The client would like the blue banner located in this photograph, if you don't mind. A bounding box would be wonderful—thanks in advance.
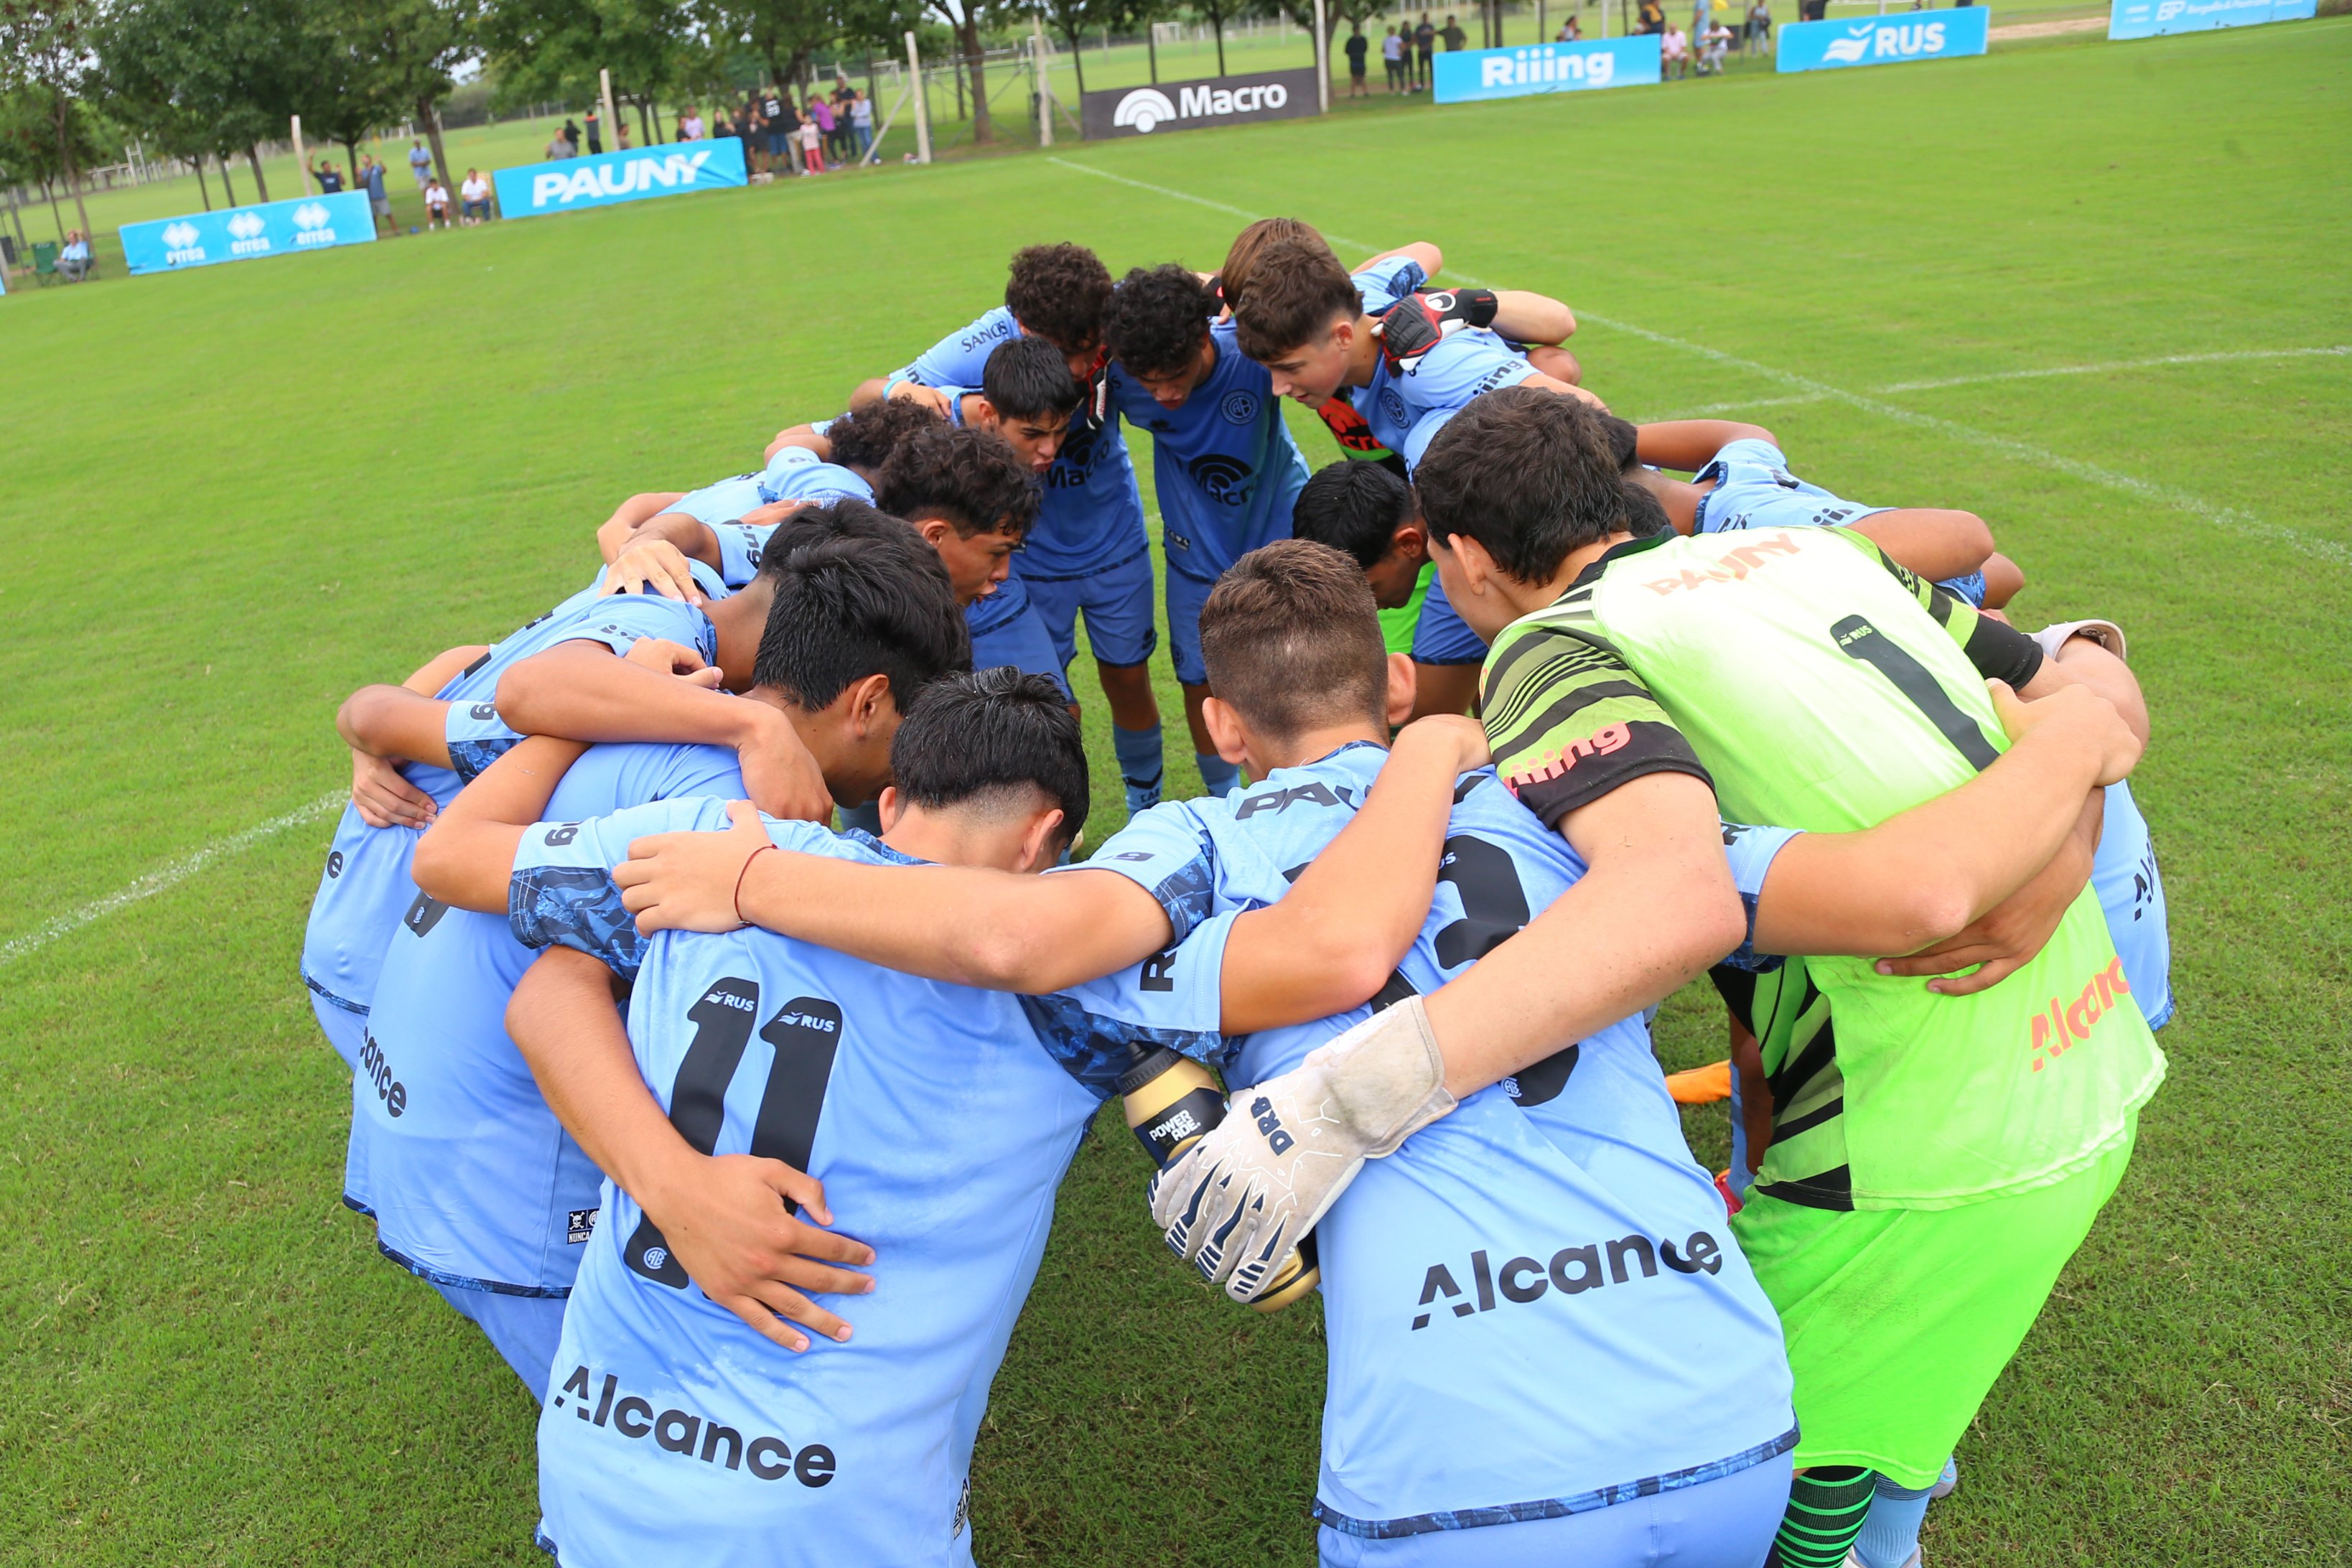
[1432,36,1662,101]
[2108,0,2313,39]
[493,138,747,220]
[119,192,375,277]
[1776,7,1992,72]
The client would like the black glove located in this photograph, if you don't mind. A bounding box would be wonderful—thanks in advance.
[1377,288,1501,373]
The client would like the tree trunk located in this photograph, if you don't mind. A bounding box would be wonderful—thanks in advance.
[43,178,65,243]
[1148,25,1158,80]
[635,98,653,146]
[195,157,211,210]
[342,137,361,191]
[246,144,270,202]
[1214,15,1228,73]
[1061,29,1088,97]
[961,18,992,142]
[52,98,93,246]
[220,150,238,206]
[421,98,454,187]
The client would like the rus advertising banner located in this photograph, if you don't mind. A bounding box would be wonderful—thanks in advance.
[1081,68,1324,139]
[1432,36,1663,102]
[495,137,748,220]
[2109,0,2313,39]
[119,192,375,276]
[1776,6,1992,73]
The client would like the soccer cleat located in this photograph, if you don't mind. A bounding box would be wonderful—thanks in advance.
[1665,1058,1734,1105]
[1931,1455,1959,1500]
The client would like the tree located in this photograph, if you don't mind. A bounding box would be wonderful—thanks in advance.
[340,0,480,187]
[481,0,687,141]
[0,0,104,244]
[101,0,306,205]
[925,0,997,143]
[1039,0,1118,96]
[1191,0,1238,74]
[698,0,842,103]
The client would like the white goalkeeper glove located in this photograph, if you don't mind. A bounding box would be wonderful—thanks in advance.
[2030,617,2127,663]
[1147,996,1456,1305]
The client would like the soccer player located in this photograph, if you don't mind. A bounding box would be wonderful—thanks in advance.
[346,523,966,1399]
[1154,389,2162,1568]
[858,241,1115,402]
[487,669,1481,1564]
[305,533,835,1070]
[890,330,1167,808]
[1615,414,2020,608]
[1098,263,1314,795]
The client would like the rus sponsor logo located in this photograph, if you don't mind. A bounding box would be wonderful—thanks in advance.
[1412,1231,1724,1330]
[2030,955,2132,1073]
[553,1365,837,1485]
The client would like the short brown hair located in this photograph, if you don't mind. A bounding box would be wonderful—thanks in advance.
[1229,238,1363,364]
[1200,541,1388,742]
[1219,218,1335,308]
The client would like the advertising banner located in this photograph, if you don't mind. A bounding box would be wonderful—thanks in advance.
[2108,0,2313,39]
[1432,36,1663,102]
[119,192,375,276]
[1776,7,1992,72]
[493,137,748,220]
[1081,68,1324,139]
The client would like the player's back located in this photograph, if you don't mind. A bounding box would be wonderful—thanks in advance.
[1508,526,2162,1206]
[1068,746,1794,1533]
[892,305,1019,390]
[1108,319,1307,583]
[346,741,744,1294]
[299,579,721,1023]
[535,811,1100,1568]
[1692,437,1875,533]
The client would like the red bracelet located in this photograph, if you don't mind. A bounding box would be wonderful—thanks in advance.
[732,842,777,930]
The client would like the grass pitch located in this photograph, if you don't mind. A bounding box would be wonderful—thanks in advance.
[2,21,2347,1565]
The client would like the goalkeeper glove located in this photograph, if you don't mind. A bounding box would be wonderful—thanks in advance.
[1147,995,1455,1304]
[1375,289,1501,375]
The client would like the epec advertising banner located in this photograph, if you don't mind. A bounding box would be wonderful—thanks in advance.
[119,192,375,276]
[2108,0,2313,39]
[1776,7,1991,73]
[493,137,748,220]
[1081,68,1323,139]
[1432,36,1662,103]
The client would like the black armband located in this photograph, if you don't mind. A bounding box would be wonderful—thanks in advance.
[1957,604,2045,691]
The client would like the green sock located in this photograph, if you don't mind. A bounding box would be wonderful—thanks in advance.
[1763,1465,1877,1568]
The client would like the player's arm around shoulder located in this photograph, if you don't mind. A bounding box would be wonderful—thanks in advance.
[617,799,1180,993]
[1634,420,1778,472]
[414,734,591,912]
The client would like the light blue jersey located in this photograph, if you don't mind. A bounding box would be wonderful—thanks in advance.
[515,802,1218,1567]
[1109,318,1309,585]
[300,582,721,1021]
[345,742,745,1297]
[2092,779,2172,1030]
[668,474,765,529]
[1060,745,1798,1539]
[1690,437,1985,607]
[892,305,1021,390]
[1347,264,1537,473]
[938,384,1149,580]
[694,447,882,589]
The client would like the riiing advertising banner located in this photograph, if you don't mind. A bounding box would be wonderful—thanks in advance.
[1081,68,1325,139]
[1431,37,1663,103]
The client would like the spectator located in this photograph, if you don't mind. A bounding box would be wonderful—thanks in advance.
[1692,0,1712,44]
[1442,12,1466,50]
[562,116,582,153]
[1638,0,1667,32]
[57,229,90,281]
[850,89,874,161]
[459,167,493,224]
[827,85,854,162]
[1662,21,1691,75]
[1799,0,1826,17]
[616,118,633,149]
[762,86,800,176]
[545,129,573,159]
[408,138,432,192]
[1745,0,1772,52]
[680,106,705,141]
[309,156,346,193]
[1557,13,1582,38]
[584,106,603,155]
[360,154,394,234]
[798,105,826,174]
[737,99,763,174]
[1343,23,1371,96]
[1699,17,1735,71]
[1414,13,1436,88]
[1382,25,1407,91]
[424,176,452,230]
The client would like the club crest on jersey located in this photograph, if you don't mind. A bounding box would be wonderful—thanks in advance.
[1411,1233,1723,1329]
[1220,390,1260,425]
[1185,452,1253,505]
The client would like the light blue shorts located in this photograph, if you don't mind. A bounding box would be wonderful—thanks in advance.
[967,579,1073,699]
[1317,1448,1791,1568]
[1022,547,1157,669]
[1165,566,1217,688]
[431,1280,568,1404]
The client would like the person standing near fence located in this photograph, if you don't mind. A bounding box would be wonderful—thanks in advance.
[1747,0,1773,50]
[851,89,874,160]
[408,139,432,192]
[361,155,394,235]
[799,103,826,174]
[1382,26,1406,92]
[679,106,705,141]
[1344,23,1371,97]
[584,106,603,155]
[1414,13,1436,89]
[309,156,346,193]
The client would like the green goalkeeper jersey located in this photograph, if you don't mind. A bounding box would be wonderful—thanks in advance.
[1482,526,2165,1209]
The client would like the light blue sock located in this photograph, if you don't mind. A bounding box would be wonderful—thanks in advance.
[1195,751,1240,798]
[1853,1474,1936,1568]
[1113,723,1164,814]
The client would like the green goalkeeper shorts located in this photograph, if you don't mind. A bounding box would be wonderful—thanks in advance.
[1730,1116,2137,1488]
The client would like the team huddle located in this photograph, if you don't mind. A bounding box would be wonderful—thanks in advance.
[306,226,2173,1568]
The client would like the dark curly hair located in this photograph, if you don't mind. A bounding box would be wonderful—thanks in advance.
[825,396,947,475]
[874,424,1041,541]
[1101,265,1218,381]
[1004,243,1114,355]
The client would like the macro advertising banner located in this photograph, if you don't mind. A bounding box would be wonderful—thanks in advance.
[493,137,749,220]
[119,192,375,276]
[1776,7,1992,73]
[2108,0,2314,39]
[1431,36,1663,103]
[1081,68,1325,139]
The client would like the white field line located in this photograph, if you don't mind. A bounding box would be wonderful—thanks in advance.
[1878,345,2351,393]
[1048,158,2348,568]
[0,790,342,968]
